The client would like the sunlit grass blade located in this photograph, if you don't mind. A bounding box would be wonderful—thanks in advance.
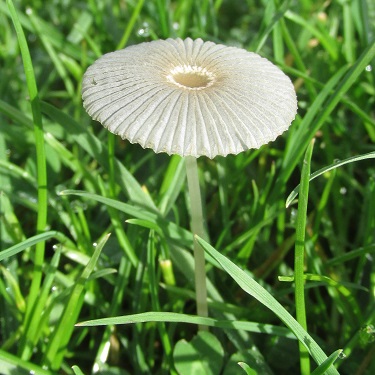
[42,234,110,370]
[20,249,61,360]
[155,0,170,38]
[0,231,60,261]
[27,8,75,98]
[280,65,348,185]
[195,236,340,375]
[281,40,375,184]
[158,155,185,216]
[0,1,85,62]
[77,311,296,339]
[60,190,192,247]
[294,140,314,375]
[286,151,375,207]
[7,1,48,355]
[117,0,146,49]
[310,349,344,375]
[71,365,85,375]
[284,10,338,60]
[0,265,25,313]
[0,349,54,375]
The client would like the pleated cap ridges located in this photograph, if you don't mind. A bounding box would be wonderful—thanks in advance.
[82,38,298,158]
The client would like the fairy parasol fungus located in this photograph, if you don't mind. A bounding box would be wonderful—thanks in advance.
[82,37,297,324]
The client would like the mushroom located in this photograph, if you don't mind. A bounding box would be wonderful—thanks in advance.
[82,37,297,323]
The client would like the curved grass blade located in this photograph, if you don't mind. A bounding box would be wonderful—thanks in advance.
[195,237,340,375]
[310,349,344,375]
[286,151,375,207]
[0,231,59,262]
[71,365,85,375]
[0,349,54,375]
[77,311,296,339]
[280,40,375,186]
[60,190,192,247]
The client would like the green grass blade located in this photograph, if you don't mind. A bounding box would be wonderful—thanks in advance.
[6,2,48,350]
[27,9,75,98]
[285,10,338,60]
[42,234,109,370]
[71,365,85,375]
[158,155,185,216]
[77,311,296,339]
[117,0,146,49]
[0,231,58,261]
[286,151,375,207]
[60,189,192,247]
[294,140,314,375]
[281,40,375,184]
[195,236,340,375]
[281,65,348,184]
[0,349,54,375]
[20,249,61,360]
[310,349,344,375]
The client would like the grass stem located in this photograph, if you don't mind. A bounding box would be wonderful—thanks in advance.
[294,139,315,375]
[7,0,48,359]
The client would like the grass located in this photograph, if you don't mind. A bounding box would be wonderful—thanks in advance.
[1,0,375,374]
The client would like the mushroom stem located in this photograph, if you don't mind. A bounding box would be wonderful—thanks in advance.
[185,155,209,329]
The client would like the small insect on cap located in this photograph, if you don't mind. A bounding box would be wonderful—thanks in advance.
[82,38,298,158]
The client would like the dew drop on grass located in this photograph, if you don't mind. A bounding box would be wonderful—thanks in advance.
[290,208,298,225]
[137,22,150,37]
[29,371,35,375]
[338,350,346,359]
[340,187,347,195]
[93,242,98,247]
[365,65,372,72]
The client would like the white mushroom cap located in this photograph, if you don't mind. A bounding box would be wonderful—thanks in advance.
[82,38,297,158]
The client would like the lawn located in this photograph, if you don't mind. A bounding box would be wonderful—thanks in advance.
[0,0,375,374]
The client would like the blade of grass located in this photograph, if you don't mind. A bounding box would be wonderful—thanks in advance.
[59,189,192,247]
[97,175,138,267]
[116,0,146,50]
[7,1,48,358]
[42,234,110,370]
[195,236,340,375]
[294,140,314,375]
[155,0,170,38]
[158,155,185,216]
[284,10,338,60]
[77,311,296,339]
[20,248,61,360]
[281,40,375,185]
[310,349,344,375]
[0,231,63,261]
[0,349,54,375]
[91,257,131,373]
[147,231,176,374]
[286,151,375,207]
[27,8,75,98]
[342,1,355,63]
